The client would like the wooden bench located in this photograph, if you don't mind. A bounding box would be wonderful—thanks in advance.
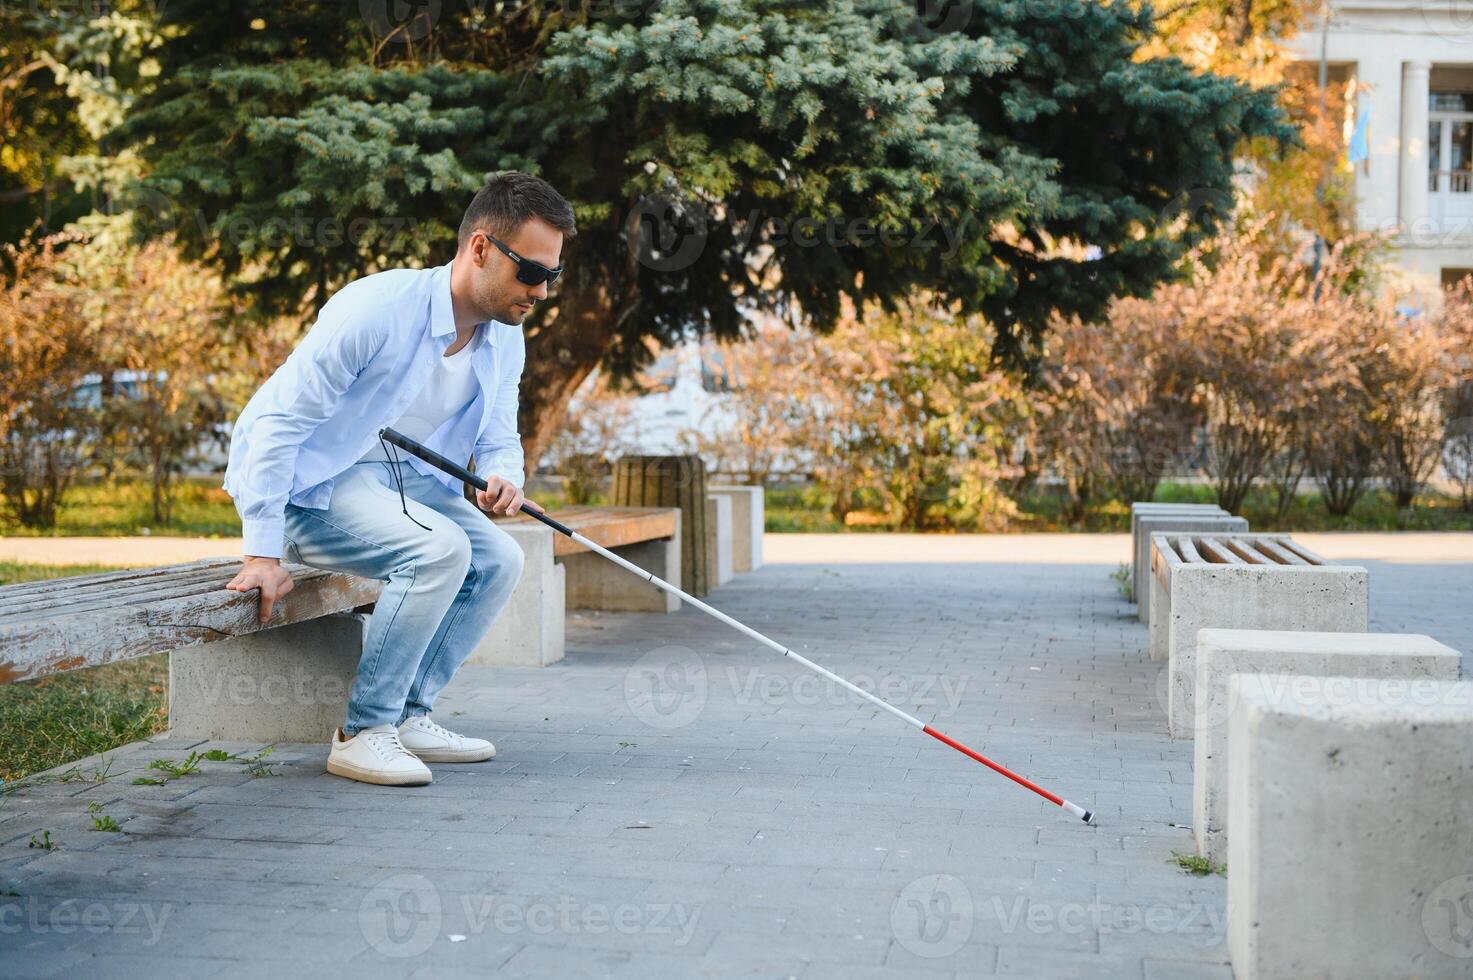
[1148,532,1369,738]
[0,558,382,742]
[471,506,681,667]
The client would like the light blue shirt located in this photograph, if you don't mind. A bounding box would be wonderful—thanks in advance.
[222,261,526,559]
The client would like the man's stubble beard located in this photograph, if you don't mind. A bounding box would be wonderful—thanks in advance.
[476,278,526,326]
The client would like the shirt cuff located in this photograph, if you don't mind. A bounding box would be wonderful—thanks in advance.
[242,517,287,560]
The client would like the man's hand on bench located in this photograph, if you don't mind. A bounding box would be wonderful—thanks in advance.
[226,556,296,625]
[476,476,543,517]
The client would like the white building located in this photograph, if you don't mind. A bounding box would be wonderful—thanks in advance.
[1285,1,1473,309]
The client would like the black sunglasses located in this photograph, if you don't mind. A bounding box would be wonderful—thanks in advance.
[481,231,563,287]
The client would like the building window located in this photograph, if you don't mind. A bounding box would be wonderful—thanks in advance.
[1443,268,1473,291]
[1429,92,1473,194]
[1431,92,1473,112]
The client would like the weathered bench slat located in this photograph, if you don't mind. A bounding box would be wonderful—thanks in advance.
[0,557,239,600]
[1218,538,1268,564]
[1197,537,1246,565]
[1248,538,1307,566]
[0,563,255,621]
[0,561,381,684]
[1175,535,1204,563]
[496,506,677,558]
[1277,538,1328,565]
[1222,538,1269,563]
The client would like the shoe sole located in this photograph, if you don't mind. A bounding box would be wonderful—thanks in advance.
[404,746,497,763]
[326,754,432,786]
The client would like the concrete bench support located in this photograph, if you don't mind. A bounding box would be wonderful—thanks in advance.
[1150,533,1369,737]
[1227,673,1473,979]
[1130,504,1226,610]
[709,485,764,572]
[706,494,734,588]
[1192,628,1461,863]
[469,523,565,668]
[1134,513,1245,621]
[563,511,682,614]
[169,612,368,742]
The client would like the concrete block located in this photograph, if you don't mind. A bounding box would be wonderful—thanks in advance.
[1227,673,1473,979]
[709,485,764,571]
[470,523,564,667]
[563,511,682,613]
[1192,629,1461,863]
[1134,513,1245,621]
[1161,556,1369,737]
[1130,503,1225,603]
[169,612,367,742]
[706,494,734,587]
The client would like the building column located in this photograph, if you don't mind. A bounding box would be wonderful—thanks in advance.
[1399,60,1431,231]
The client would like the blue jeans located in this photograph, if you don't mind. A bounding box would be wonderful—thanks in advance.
[282,458,525,735]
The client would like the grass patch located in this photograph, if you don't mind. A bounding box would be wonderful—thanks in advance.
[0,475,240,537]
[1172,850,1226,877]
[1110,562,1132,601]
[767,482,1473,533]
[0,560,169,784]
[3,474,1470,538]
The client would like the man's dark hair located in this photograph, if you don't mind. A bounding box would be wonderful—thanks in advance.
[458,172,577,248]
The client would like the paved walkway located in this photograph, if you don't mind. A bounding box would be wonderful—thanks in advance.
[2,534,1469,978]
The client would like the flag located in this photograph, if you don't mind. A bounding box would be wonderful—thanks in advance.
[1348,105,1370,165]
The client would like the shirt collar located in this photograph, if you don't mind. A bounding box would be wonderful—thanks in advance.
[430,262,456,339]
[431,260,500,349]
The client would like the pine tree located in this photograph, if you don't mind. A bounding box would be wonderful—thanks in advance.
[116,0,1295,469]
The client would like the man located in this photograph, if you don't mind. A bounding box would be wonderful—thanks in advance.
[221,172,575,787]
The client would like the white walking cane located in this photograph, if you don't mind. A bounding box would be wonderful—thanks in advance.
[378,426,1098,825]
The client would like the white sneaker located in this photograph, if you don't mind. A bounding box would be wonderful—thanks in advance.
[327,724,432,786]
[397,714,496,763]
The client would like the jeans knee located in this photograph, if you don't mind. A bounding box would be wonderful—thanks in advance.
[423,528,473,578]
[470,534,524,590]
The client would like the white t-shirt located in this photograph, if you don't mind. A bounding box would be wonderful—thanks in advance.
[358,326,482,464]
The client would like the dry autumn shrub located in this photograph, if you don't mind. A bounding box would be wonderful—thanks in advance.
[1039,304,1202,521]
[792,298,1026,531]
[1441,281,1473,511]
[0,229,102,527]
[57,236,238,523]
